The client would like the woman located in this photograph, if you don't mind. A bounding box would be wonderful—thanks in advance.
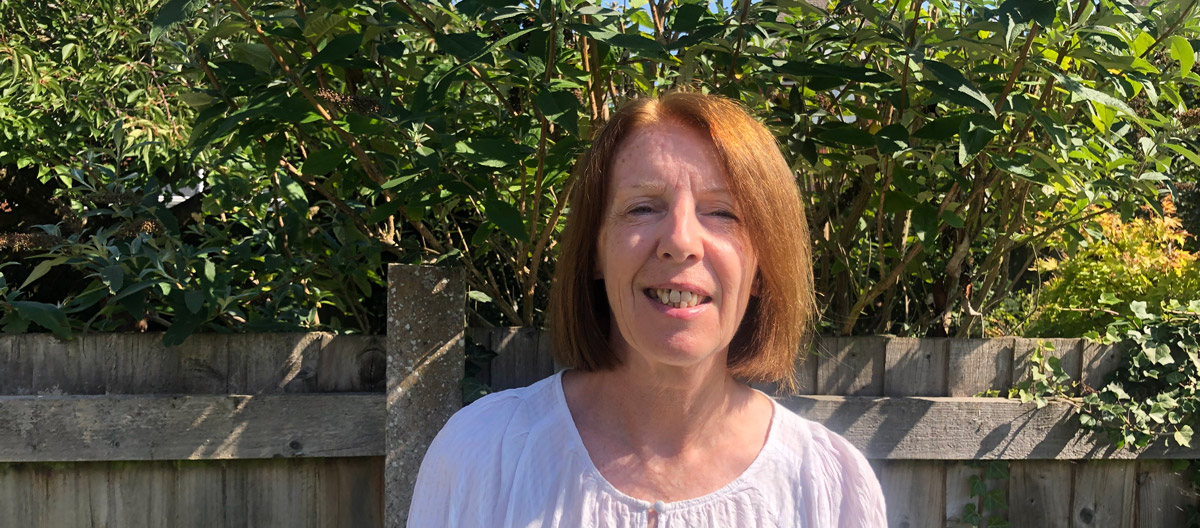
[409,92,886,527]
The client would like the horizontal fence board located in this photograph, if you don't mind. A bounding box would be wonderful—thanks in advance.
[0,394,383,462]
[780,396,1200,460]
[0,334,384,396]
[18,392,1200,463]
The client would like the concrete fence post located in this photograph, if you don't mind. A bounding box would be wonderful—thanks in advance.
[385,264,465,527]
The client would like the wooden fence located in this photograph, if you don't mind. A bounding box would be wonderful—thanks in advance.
[1,265,1198,527]
[468,329,1200,528]
[0,332,387,527]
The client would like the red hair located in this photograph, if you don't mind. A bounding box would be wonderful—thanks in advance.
[549,91,815,392]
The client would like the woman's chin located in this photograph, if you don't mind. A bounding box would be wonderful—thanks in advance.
[624,336,725,370]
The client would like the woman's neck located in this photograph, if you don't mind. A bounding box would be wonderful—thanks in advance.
[566,357,754,455]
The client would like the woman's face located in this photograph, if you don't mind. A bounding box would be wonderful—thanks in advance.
[596,121,758,371]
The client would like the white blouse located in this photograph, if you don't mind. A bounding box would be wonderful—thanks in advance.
[408,371,886,527]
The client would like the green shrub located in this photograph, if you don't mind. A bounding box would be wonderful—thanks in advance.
[5,0,1200,341]
[1002,198,1200,337]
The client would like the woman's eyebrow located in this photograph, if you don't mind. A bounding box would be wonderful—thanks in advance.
[625,181,668,193]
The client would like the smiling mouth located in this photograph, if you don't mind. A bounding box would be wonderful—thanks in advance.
[644,288,712,309]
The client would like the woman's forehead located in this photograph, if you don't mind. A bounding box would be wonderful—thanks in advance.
[608,123,730,193]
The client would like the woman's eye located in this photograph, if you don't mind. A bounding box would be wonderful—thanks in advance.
[628,205,655,214]
[710,210,739,220]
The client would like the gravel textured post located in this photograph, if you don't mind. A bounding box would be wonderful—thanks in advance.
[386,264,464,527]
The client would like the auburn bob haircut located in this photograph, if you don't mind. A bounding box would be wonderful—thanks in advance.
[549,91,815,392]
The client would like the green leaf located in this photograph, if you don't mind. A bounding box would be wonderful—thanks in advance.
[605,33,666,53]
[993,154,1043,182]
[912,115,968,141]
[940,210,966,228]
[100,264,124,294]
[874,124,909,155]
[110,281,164,304]
[279,176,308,207]
[535,89,581,136]
[203,260,216,283]
[184,290,204,314]
[2,312,30,334]
[924,60,995,115]
[468,290,493,302]
[365,198,409,225]
[302,147,347,176]
[799,138,818,165]
[162,312,202,347]
[882,192,921,214]
[1175,425,1193,447]
[1130,301,1153,320]
[150,0,205,43]
[20,256,68,290]
[911,203,940,243]
[308,33,363,67]
[753,56,892,83]
[959,115,1001,164]
[434,32,489,62]
[996,0,1057,27]
[1163,143,1200,168]
[455,139,531,168]
[484,198,528,241]
[178,92,215,108]
[11,301,71,337]
[1170,35,1195,74]
[817,124,875,147]
[431,27,537,90]
[231,43,275,74]
[1049,71,1140,122]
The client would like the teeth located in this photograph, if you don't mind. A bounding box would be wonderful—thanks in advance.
[652,288,705,308]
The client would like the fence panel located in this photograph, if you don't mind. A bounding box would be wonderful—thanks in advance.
[2,319,1198,525]
[0,333,385,528]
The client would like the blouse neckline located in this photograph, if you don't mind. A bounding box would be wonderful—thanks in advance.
[550,370,782,514]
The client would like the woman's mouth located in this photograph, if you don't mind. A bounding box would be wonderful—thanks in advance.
[644,288,712,309]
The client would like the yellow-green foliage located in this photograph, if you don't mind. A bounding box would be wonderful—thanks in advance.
[1020,198,1200,337]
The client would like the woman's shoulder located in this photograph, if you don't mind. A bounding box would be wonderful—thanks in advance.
[765,399,887,526]
[771,401,866,462]
[427,372,563,455]
[407,373,567,525]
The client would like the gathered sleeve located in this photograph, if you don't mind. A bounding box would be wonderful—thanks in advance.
[407,392,526,527]
[790,418,887,528]
[828,431,886,527]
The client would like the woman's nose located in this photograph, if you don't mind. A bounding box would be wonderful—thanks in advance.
[657,206,702,263]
